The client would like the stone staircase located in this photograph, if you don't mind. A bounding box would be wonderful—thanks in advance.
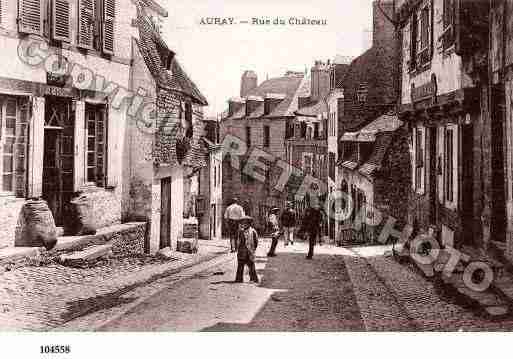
[395,245,512,318]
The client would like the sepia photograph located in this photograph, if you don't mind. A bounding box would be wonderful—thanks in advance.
[0,0,512,356]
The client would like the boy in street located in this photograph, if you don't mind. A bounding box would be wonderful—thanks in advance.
[235,216,259,283]
[299,200,324,260]
[280,202,296,246]
[267,207,282,257]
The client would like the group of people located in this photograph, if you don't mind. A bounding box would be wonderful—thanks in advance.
[224,198,325,283]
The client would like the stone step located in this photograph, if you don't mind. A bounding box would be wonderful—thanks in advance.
[59,244,113,267]
[446,275,509,317]
[492,275,513,302]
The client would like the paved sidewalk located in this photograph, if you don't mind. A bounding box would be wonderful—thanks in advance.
[0,239,230,331]
[344,246,513,331]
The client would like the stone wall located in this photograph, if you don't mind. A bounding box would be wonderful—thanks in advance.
[0,197,26,249]
[374,128,411,226]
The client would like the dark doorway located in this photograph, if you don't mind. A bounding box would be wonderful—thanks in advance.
[160,177,172,249]
[429,127,437,226]
[42,97,74,225]
[491,85,507,243]
[210,203,216,240]
[462,123,474,244]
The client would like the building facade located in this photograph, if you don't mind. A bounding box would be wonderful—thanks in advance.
[397,0,488,251]
[0,0,169,249]
[336,0,399,244]
[197,117,223,240]
[285,61,331,234]
[220,71,307,232]
[326,60,350,240]
[127,1,208,254]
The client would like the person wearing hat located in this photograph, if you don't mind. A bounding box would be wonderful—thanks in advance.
[235,215,259,283]
[267,207,282,257]
[224,197,245,252]
[280,201,296,246]
[299,199,325,260]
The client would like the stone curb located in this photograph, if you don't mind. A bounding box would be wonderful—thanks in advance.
[52,248,233,331]
[0,222,146,270]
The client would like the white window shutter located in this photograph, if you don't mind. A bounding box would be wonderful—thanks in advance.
[18,0,44,36]
[77,0,95,49]
[102,0,115,55]
[0,0,3,26]
[106,106,118,188]
[52,0,71,42]
[74,101,86,191]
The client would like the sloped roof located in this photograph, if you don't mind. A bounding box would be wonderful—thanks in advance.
[358,133,393,178]
[225,74,304,119]
[340,114,402,142]
[295,100,327,117]
[136,2,208,105]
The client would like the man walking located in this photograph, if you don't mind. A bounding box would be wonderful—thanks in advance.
[299,200,324,260]
[235,216,259,283]
[267,207,282,257]
[224,197,245,252]
[280,202,296,246]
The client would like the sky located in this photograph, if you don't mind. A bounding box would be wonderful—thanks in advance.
[159,0,375,117]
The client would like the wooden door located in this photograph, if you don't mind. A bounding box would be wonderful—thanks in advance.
[160,177,172,248]
[43,130,62,222]
[43,97,74,225]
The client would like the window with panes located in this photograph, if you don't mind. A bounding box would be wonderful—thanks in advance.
[0,98,18,193]
[85,104,107,187]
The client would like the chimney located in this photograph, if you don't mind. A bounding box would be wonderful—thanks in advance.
[228,97,245,117]
[240,70,258,98]
[310,61,330,102]
[372,0,395,49]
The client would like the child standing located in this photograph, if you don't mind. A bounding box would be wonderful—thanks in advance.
[235,216,259,283]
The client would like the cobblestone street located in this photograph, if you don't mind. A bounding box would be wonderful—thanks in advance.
[4,239,513,331]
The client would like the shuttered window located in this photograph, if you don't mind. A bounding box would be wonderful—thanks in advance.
[0,0,3,26]
[78,0,95,49]
[52,0,71,42]
[102,0,115,54]
[409,13,418,71]
[18,0,44,36]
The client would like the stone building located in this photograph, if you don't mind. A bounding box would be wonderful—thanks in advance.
[220,71,307,232]
[0,0,169,249]
[285,61,331,232]
[397,0,489,251]
[338,114,410,244]
[197,117,223,240]
[336,0,400,243]
[489,0,513,262]
[326,59,350,240]
[127,1,208,253]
